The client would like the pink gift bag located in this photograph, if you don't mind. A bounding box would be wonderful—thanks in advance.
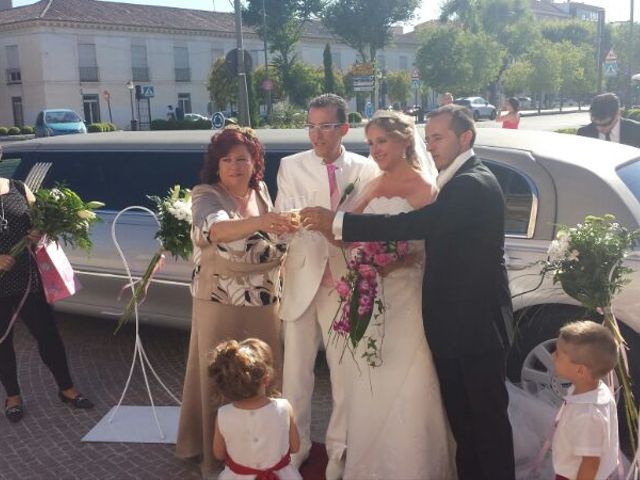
[35,242,81,304]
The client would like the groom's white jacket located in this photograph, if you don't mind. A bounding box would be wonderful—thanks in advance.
[275,147,378,322]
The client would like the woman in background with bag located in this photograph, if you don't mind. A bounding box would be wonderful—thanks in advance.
[0,171,93,424]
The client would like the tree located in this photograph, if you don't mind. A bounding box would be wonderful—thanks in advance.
[557,41,596,110]
[243,0,324,100]
[323,43,336,93]
[253,64,285,106]
[415,25,503,96]
[322,0,420,63]
[540,18,596,46]
[287,62,324,107]
[526,39,562,112]
[439,0,479,32]
[502,59,533,96]
[208,57,237,112]
[385,70,411,106]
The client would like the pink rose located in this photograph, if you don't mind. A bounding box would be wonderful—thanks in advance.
[396,241,409,256]
[374,253,397,267]
[363,242,384,256]
[335,279,351,298]
[358,264,377,280]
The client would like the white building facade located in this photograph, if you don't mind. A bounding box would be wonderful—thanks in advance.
[0,0,419,129]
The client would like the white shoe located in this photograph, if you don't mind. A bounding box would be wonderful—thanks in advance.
[325,456,345,480]
[290,448,310,469]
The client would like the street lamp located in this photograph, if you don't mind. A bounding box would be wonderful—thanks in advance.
[126,81,137,131]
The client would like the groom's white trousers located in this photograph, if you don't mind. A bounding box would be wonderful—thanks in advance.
[282,285,347,461]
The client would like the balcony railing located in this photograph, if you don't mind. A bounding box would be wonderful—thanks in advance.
[79,66,99,82]
[6,68,21,84]
[175,67,191,82]
[132,66,150,82]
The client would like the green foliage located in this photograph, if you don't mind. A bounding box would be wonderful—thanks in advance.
[20,125,34,134]
[243,0,323,101]
[607,23,640,96]
[322,0,420,62]
[323,43,335,94]
[557,41,596,104]
[31,185,105,252]
[503,60,533,95]
[555,127,577,135]
[416,24,504,95]
[253,64,285,105]
[526,39,562,101]
[287,62,324,108]
[209,56,237,113]
[348,112,363,124]
[385,71,411,106]
[266,103,306,129]
[7,127,21,135]
[0,127,8,135]
[623,109,640,121]
[150,119,211,130]
[540,18,596,46]
[87,124,102,133]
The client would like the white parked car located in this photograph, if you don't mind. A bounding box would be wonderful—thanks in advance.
[454,96,497,120]
[2,129,639,409]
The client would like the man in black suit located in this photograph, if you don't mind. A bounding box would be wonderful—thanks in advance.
[577,92,640,148]
[301,105,515,480]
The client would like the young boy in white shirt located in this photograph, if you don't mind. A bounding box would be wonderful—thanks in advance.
[552,320,619,480]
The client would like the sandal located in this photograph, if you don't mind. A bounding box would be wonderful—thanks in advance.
[58,391,94,410]
[4,399,24,423]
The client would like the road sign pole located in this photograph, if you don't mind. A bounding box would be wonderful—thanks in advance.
[235,0,250,127]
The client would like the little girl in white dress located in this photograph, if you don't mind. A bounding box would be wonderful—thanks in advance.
[210,338,302,480]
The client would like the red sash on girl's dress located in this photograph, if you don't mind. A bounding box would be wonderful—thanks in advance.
[555,475,570,480]
[224,452,291,480]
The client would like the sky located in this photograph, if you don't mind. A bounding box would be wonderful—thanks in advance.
[9,0,640,24]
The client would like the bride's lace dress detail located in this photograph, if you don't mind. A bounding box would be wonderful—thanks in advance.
[343,196,457,480]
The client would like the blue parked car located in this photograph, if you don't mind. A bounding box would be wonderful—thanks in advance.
[34,109,87,137]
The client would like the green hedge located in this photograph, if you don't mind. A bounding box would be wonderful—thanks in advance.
[87,122,118,133]
[0,127,8,135]
[348,112,362,125]
[150,119,212,130]
[7,127,21,135]
[20,125,34,134]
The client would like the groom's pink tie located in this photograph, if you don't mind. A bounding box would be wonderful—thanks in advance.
[321,163,340,287]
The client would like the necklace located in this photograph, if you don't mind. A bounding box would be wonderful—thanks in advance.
[0,196,7,233]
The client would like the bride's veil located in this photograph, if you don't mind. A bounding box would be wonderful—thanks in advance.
[411,121,438,186]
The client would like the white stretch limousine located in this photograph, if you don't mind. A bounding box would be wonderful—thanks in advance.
[2,128,640,407]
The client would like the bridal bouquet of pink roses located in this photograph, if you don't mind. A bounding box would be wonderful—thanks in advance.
[331,240,409,367]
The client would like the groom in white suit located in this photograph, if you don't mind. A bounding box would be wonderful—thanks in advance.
[276,94,377,479]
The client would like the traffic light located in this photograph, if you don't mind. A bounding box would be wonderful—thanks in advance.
[135,85,142,100]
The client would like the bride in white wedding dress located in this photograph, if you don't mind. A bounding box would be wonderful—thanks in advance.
[341,111,456,480]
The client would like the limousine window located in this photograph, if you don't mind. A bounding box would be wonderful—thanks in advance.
[617,158,640,204]
[484,161,536,237]
[37,151,203,210]
[0,156,22,179]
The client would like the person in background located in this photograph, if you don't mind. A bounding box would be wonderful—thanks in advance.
[175,126,294,478]
[0,167,93,424]
[167,105,176,121]
[552,321,619,480]
[210,338,302,480]
[496,97,520,129]
[439,92,454,106]
[577,93,640,148]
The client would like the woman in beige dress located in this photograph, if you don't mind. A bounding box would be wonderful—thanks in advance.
[176,126,294,478]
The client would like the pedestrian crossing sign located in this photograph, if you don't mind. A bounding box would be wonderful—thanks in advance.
[604,62,618,77]
[141,86,155,98]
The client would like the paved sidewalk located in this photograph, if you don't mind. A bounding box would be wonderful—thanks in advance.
[1,314,331,480]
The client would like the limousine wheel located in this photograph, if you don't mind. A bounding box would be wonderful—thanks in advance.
[520,338,620,407]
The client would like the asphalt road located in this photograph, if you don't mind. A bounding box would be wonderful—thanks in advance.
[476,111,590,131]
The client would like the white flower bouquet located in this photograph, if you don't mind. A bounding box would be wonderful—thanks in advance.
[541,214,639,451]
[115,185,192,333]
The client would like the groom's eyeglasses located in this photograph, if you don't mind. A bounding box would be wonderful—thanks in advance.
[304,123,343,132]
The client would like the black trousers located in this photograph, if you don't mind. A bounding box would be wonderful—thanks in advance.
[0,290,73,397]
[434,351,515,480]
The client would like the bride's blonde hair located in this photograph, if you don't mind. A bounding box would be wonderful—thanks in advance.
[365,110,418,168]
